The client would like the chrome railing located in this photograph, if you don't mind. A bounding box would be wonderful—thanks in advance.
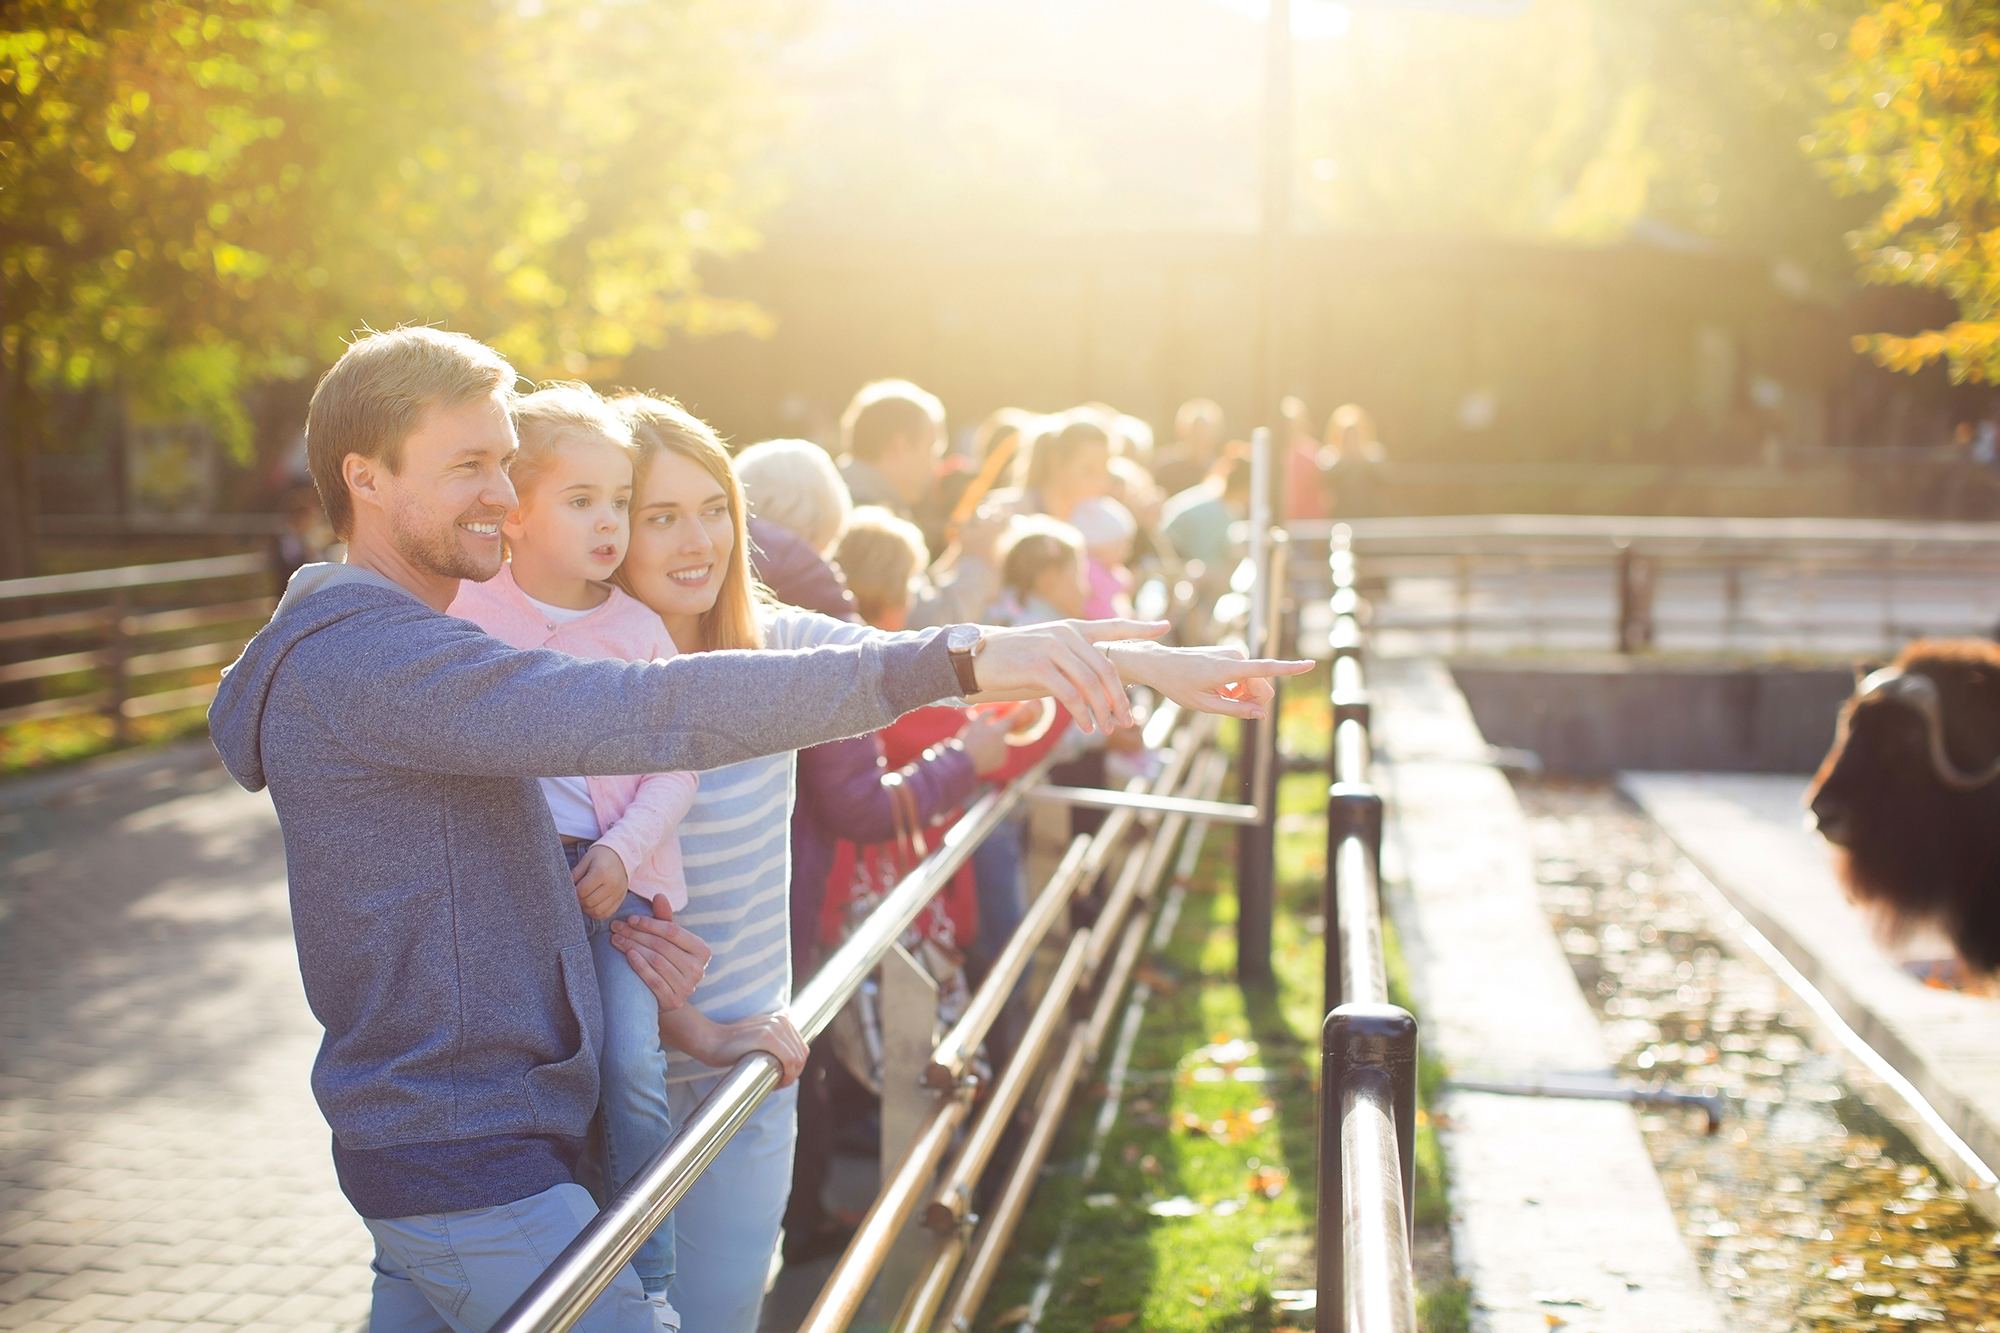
[1317,523,1419,1333]
[490,757,1057,1333]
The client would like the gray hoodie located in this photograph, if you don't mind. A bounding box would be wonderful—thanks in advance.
[208,564,958,1218]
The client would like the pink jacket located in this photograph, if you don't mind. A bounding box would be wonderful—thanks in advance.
[448,565,697,911]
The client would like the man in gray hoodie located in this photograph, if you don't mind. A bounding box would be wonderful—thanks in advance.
[209,327,1304,1333]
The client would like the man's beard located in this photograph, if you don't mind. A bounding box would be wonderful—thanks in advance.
[389,495,504,583]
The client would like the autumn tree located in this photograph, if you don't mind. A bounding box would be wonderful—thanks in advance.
[0,0,783,577]
[1810,2,2000,381]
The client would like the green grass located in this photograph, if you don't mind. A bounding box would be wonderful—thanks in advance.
[971,669,1468,1333]
[0,697,213,776]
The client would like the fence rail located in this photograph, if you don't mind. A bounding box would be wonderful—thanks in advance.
[1317,524,1420,1333]
[0,554,273,733]
[1288,514,2000,657]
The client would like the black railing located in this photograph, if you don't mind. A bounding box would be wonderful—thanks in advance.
[1316,524,1419,1332]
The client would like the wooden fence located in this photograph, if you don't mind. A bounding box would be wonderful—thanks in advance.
[0,554,275,736]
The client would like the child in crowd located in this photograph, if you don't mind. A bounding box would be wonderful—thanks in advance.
[447,385,781,1332]
[990,514,1092,625]
[1068,495,1137,621]
[833,505,929,631]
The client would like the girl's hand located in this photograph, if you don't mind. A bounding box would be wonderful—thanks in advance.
[573,844,631,919]
[1099,640,1314,720]
[959,704,1026,776]
[660,1007,810,1086]
[610,895,711,1010]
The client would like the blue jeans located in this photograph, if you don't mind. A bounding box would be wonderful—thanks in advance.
[663,1073,798,1333]
[971,810,1029,970]
[577,853,678,1296]
[364,1182,651,1333]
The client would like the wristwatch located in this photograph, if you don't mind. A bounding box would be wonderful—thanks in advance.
[945,624,984,695]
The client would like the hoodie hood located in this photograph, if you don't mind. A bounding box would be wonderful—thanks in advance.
[208,563,420,792]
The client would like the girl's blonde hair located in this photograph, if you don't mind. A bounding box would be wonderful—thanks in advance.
[834,506,929,625]
[609,392,766,652]
[508,383,634,502]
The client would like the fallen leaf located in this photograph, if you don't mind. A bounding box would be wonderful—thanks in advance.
[1093,1313,1140,1331]
[989,1305,1031,1328]
[1121,1143,1141,1166]
[1133,964,1180,995]
[1147,1195,1202,1217]
[1249,1166,1288,1199]
[1080,1276,1104,1288]
[1140,1154,1161,1176]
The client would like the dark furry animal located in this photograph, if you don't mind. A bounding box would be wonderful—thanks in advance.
[1807,639,2000,973]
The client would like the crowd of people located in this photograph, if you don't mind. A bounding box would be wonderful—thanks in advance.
[209,326,1316,1333]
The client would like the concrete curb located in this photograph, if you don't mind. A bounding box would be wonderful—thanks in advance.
[1374,657,1723,1333]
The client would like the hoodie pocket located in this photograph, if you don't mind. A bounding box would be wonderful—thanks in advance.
[522,943,603,1136]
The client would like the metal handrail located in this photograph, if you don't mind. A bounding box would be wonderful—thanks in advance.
[1318,523,1420,1333]
[488,754,1057,1333]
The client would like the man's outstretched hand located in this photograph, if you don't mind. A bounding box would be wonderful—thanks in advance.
[1102,639,1314,720]
[971,618,1170,734]
[968,619,1314,725]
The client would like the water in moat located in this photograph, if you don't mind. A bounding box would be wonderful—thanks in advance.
[1513,778,2000,1332]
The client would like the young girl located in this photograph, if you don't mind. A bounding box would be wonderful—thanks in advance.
[448,385,801,1332]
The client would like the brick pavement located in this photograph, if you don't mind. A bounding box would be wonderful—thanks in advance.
[0,743,372,1333]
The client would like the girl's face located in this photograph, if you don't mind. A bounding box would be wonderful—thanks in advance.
[503,436,631,588]
[621,447,737,624]
[1033,550,1089,619]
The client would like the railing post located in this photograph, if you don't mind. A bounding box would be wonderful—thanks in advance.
[105,591,131,744]
[1615,544,1655,654]
[1316,1002,1418,1333]
[1323,786,1383,1013]
[1236,717,1277,989]
[1238,429,1277,988]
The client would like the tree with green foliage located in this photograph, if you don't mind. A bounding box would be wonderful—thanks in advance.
[0,0,781,577]
[1810,1,2000,382]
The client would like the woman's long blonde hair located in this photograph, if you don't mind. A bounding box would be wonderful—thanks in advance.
[609,392,767,652]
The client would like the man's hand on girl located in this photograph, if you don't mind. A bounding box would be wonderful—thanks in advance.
[610,894,712,1010]
[572,844,632,919]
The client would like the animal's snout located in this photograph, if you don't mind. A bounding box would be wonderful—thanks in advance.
[1808,788,1852,845]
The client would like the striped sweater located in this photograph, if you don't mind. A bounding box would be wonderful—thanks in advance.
[668,609,892,1082]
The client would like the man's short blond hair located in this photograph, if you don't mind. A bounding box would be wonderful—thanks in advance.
[306,327,517,538]
[834,506,929,624]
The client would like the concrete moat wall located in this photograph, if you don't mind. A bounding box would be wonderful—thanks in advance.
[1449,659,1856,775]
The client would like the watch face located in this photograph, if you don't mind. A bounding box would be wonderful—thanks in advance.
[947,624,981,653]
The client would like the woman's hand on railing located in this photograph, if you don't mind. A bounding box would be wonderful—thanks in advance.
[1101,640,1314,720]
[608,895,712,1011]
[657,1006,810,1086]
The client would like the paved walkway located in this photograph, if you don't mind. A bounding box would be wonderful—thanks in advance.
[0,744,372,1333]
[1621,772,2000,1198]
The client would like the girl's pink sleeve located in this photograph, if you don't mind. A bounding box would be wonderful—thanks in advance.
[592,616,697,893]
[593,769,698,883]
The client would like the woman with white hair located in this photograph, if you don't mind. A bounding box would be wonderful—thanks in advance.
[735,438,855,620]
